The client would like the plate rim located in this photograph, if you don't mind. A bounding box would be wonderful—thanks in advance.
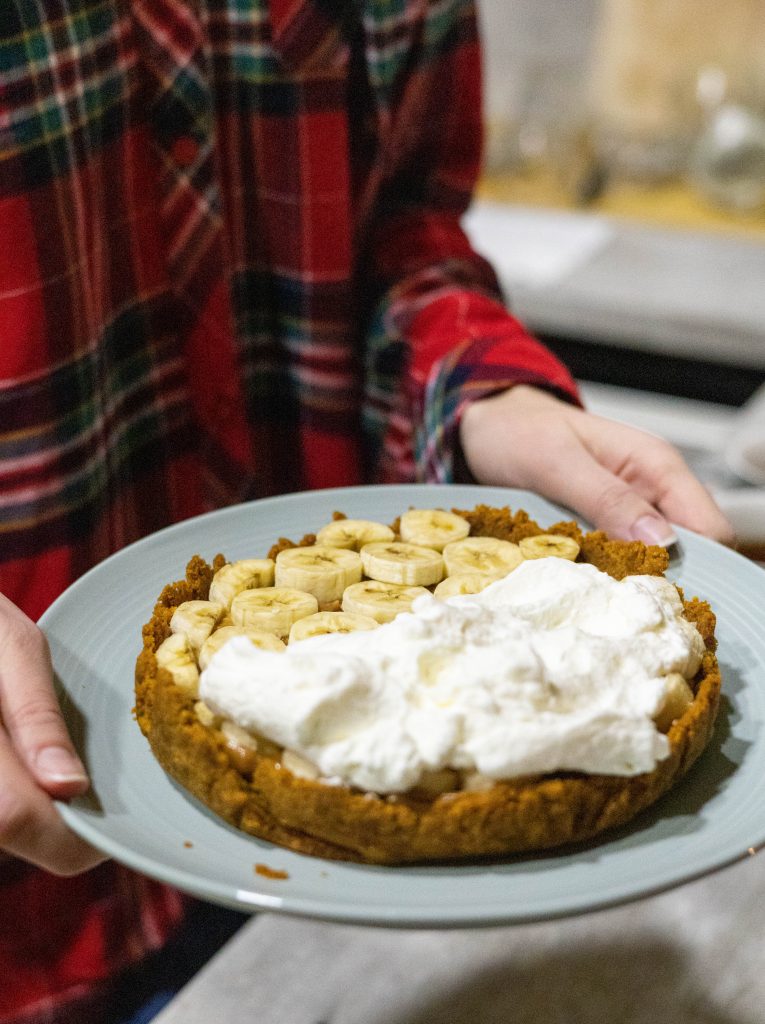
[43,483,765,927]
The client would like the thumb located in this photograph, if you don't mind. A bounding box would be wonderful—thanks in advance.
[528,448,678,546]
[0,596,89,798]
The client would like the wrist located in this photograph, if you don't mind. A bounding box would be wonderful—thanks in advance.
[453,402,480,485]
[458,391,505,484]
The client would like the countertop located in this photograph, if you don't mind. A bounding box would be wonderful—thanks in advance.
[464,200,765,368]
[154,849,765,1024]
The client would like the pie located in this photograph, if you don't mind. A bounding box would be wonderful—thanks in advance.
[134,504,721,864]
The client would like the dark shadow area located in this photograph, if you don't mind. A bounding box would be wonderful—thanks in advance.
[53,667,105,815]
[540,333,765,407]
[395,934,749,1024]
[51,632,150,818]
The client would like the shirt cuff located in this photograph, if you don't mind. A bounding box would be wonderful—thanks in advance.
[406,291,581,483]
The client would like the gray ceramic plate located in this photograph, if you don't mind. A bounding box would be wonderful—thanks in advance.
[44,484,765,928]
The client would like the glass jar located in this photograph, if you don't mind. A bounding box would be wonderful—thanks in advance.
[588,0,765,182]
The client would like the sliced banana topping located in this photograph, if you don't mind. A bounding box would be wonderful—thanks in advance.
[275,545,363,605]
[316,518,395,551]
[288,611,379,644]
[399,508,470,551]
[519,534,580,561]
[156,632,200,693]
[360,541,444,587]
[281,748,320,780]
[442,536,523,577]
[208,559,275,607]
[230,587,319,636]
[433,572,502,600]
[220,720,260,773]
[654,673,694,732]
[342,580,431,624]
[460,770,496,793]
[221,720,259,751]
[170,600,226,653]
[194,700,219,728]
[198,625,286,670]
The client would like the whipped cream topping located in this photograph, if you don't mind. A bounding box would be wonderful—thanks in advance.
[199,558,705,793]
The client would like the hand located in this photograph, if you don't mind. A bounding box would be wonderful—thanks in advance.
[0,592,106,874]
[459,385,734,546]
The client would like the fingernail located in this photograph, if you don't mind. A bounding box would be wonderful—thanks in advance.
[36,746,88,784]
[630,515,678,548]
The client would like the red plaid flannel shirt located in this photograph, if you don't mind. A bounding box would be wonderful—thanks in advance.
[0,1,577,1019]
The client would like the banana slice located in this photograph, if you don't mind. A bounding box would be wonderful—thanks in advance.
[194,700,219,728]
[442,537,523,577]
[316,518,395,551]
[170,600,226,653]
[360,541,444,586]
[281,749,321,780]
[518,534,580,561]
[342,580,431,624]
[208,559,275,607]
[275,545,363,605]
[399,508,470,551]
[288,611,379,643]
[433,572,502,600]
[221,721,282,763]
[230,586,319,636]
[198,625,286,670]
[220,720,261,774]
[156,632,200,693]
[461,770,496,792]
[654,673,694,732]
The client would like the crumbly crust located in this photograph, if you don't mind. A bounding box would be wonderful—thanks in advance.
[134,505,721,864]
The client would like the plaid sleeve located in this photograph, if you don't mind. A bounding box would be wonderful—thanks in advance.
[406,294,580,482]
[361,0,579,483]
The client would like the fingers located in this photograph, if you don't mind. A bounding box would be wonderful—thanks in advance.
[520,433,679,544]
[0,593,89,799]
[572,413,736,545]
[460,388,671,541]
[0,729,105,875]
[637,459,735,546]
[459,385,735,546]
[0,593,103,873]
[639,459,734,545]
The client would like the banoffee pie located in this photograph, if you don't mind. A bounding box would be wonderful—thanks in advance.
[134,505,721,864]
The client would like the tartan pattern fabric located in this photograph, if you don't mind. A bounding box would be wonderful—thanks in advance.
[0,862,186,1024]
[0,1,578,1019]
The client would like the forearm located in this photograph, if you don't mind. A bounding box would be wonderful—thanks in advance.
[359,0,577,481]
[364,277,579,483]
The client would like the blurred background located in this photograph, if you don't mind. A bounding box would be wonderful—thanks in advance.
[465,0,765,558]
